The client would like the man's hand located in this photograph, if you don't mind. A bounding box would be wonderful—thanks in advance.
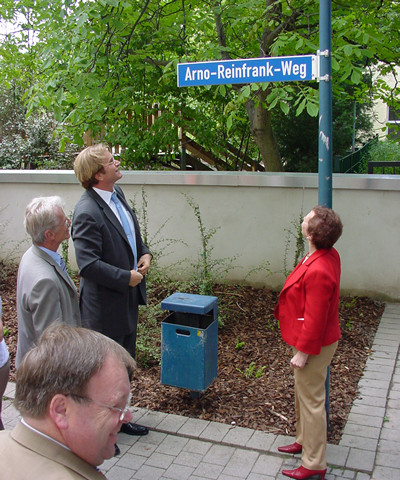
[290,351,309,369]
[129,270,143,287]
[137,254,151,276]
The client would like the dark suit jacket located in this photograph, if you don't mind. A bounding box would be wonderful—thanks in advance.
[274,248,341,355]
[0,421,105,480]
[71,185,151,338]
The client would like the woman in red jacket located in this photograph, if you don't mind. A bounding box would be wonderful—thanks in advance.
[274,206,343,480]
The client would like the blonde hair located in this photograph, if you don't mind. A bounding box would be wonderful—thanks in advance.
[74,143,110,189]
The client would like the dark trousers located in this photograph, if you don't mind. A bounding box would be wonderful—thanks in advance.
[110,331,137,358]
[0,358,10,430]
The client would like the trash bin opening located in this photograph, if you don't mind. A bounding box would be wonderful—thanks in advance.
[162,311,214,330]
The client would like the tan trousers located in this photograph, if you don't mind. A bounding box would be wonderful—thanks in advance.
[294,341,338,470]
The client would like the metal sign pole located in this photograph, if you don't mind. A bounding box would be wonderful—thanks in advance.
[318,0,333,209]
[318,0,333,429]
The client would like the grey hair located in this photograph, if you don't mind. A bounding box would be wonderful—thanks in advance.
[14,323,136,418]
[24,196,66,245]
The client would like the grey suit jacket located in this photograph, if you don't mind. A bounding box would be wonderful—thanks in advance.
[71,185,151,338]
[0,421,106,480]
[16,245,81,367]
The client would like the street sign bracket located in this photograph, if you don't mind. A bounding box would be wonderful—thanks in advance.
[317,49,330,58]
[316,49,331,83]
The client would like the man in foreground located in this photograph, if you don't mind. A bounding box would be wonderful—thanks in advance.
[16,196,80,367]
[0,324,137,479]
[72,144,151,438]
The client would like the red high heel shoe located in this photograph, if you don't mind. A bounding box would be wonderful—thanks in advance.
[282,465,326,480]
[278,442,302,454]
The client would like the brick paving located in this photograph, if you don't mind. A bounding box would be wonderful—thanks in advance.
[2,303,399,479]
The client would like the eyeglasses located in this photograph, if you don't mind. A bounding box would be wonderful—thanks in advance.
[68,392,132,422]
[104,156,119,167]
[59,217,71,226]
[53,216,71,230]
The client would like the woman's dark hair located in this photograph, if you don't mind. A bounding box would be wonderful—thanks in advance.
[308,206,343,250]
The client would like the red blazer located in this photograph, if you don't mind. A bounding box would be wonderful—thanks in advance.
[274,248,341,355]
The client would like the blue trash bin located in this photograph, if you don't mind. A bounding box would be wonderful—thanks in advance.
[160,292,218,392]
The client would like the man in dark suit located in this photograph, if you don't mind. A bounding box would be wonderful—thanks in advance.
[72,144,151,440]
[0,323,137,479]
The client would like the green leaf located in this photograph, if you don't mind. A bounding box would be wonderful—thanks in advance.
[306,102,319,117]
[56,88,64,103]
[53,104,62,122]
[343,44,353,56]
[295,38,304,50]
[280,100,289,115]
[295,98,306,116]
[242,85,251,97]
[269,96,279,109]
[351,69,362,84]
[76,13,88,28]
[226,114,233,132]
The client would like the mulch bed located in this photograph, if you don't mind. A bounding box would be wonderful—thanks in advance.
[133,285,384,444]
[0,261,385,444]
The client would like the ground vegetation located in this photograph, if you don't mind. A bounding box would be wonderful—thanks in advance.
[0,260,384,444]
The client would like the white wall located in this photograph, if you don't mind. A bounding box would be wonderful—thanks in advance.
[0,170,399,300]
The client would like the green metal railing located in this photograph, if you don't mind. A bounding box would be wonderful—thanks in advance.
[333,136,378,174]
[368,161,400,175]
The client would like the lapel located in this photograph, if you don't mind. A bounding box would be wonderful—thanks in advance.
[280,249,329,293]
[87,188,128,243]
[32,245,76,291]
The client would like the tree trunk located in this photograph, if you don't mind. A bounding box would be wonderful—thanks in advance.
[245,90,282,172]
[213,1,283,172]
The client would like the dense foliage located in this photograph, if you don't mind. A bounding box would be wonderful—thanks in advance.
[0,83,80,169]
[0,0,399,171]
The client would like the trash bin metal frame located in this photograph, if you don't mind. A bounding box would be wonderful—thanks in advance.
[160,293,218,392]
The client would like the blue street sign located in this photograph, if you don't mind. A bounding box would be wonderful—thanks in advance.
[177,55,316,87]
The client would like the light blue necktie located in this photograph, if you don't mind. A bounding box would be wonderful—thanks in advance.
[111,192,137,269]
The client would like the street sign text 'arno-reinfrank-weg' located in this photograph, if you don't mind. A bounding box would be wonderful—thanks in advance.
[177,55,317,87]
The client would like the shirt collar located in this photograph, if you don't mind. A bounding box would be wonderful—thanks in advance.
[38,246,63,268]
[21,418,71,451]
[93,186,113,206]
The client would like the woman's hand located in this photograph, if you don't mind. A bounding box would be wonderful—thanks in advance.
[290,351,309,369]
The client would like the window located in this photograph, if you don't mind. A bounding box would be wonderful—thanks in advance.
[387,106,400,140]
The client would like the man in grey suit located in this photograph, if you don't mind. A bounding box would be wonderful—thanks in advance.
[16,196,81,368]
[0,323,137,479]
[72,143,151,438]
